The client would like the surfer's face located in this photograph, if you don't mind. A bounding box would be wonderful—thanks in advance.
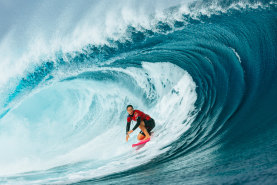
[127,107,134,115]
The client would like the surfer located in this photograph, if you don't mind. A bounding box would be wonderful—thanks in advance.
[125,105,155,142]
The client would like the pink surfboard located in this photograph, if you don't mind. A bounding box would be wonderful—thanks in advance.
[132,138,150,147]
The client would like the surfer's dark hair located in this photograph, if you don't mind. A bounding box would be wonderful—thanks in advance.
[126,105,133,109]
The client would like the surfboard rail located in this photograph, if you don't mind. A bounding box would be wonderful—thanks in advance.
[132,138,150,147]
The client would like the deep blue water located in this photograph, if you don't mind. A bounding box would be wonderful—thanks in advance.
[0,0,277,184]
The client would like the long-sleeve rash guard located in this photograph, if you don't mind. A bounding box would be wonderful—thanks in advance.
[126,109,151,135]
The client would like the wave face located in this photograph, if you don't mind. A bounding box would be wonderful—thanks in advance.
[0,0,277,184]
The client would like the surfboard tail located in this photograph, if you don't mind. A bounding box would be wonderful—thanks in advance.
[132,138,150,147]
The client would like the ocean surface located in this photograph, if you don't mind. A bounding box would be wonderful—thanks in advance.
[0,0,277,184]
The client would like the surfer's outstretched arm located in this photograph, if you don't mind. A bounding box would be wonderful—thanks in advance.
[126,121,131,134]
[126,121,131,142]
[132,117,141,131]
[126,117,141,137]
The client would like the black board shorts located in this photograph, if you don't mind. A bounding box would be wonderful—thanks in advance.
[140,118,155,136]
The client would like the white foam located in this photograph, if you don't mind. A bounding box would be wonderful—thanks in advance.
[0,0,271,183]
[0,62,198,184]
[230,47,242,63]
[0,0,267,95]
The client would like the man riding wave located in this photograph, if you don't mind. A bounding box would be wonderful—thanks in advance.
[125,105,155,142]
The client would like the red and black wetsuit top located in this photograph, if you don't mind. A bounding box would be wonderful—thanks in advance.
[126,110,151,135]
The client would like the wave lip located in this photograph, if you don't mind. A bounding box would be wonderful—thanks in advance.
[0,1,277,184]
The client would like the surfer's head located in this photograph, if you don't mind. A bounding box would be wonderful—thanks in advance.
[126,105,134,115]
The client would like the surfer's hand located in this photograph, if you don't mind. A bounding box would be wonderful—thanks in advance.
[127,130,133,135]
[126,134,130,142]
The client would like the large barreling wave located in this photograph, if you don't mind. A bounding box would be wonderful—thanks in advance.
[0,0,277,184]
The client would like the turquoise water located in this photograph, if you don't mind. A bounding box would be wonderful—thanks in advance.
[0,0,277,184]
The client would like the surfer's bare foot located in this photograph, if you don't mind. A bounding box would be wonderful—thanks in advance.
[143,136,150,140]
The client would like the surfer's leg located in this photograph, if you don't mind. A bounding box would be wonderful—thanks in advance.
[139,120,150,140]
[137,132,145,140]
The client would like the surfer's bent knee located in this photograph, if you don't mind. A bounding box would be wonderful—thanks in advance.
[137,133,145,140]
